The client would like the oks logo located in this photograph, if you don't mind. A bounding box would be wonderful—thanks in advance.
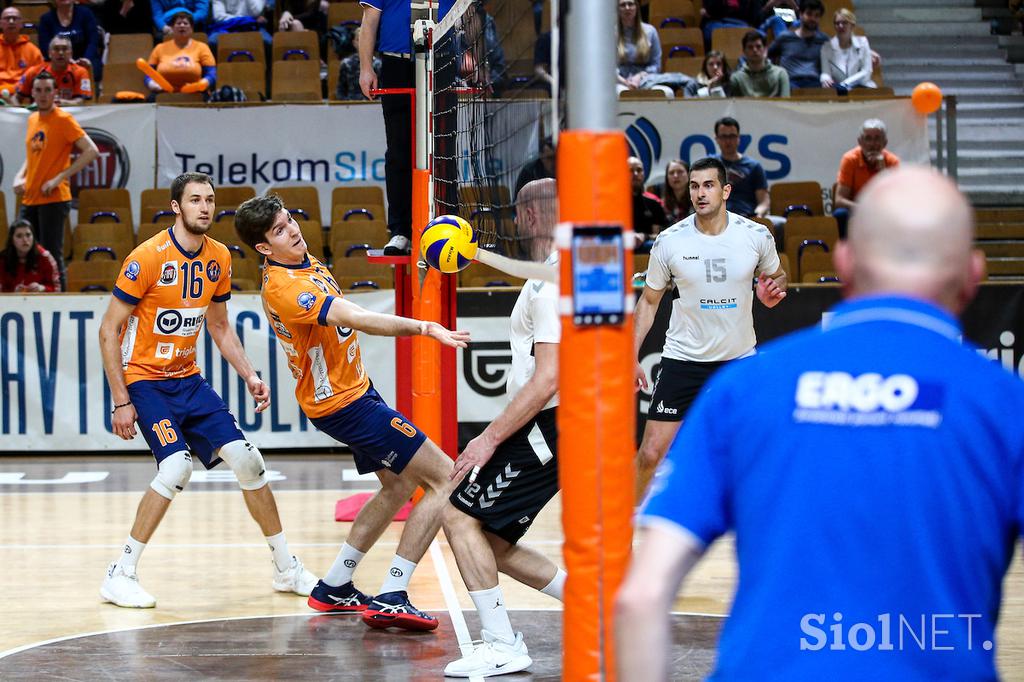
[70,128,130,200]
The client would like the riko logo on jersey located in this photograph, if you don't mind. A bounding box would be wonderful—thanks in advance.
[153,306,208,337]
[792,371,944,428]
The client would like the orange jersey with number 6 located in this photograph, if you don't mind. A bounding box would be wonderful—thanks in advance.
[112,227,232,385]
[260,254,370,418]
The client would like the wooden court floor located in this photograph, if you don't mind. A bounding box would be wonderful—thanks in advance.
[1,455,1023,680]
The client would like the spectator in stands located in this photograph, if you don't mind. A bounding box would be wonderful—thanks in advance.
[278,0,327,35]
[820,8,876,91]
[152,0,209,35]
[657,159,692,224]
[96,0,154,36]
[335,26,380,101]
[767,0,827,89]
[533,29,561,93]
[0,219,61,293]
[712,116,771,220]
[758,0,799,39]
[833,118,900,238]
[629,156,668,249]
[38,0,103,84]
[208,0,271,53]
[616,0,691,98]
[729,30,789,97]
[145,11,216,95]
[701,0,762,49]
[514,137,556,200]
[16,35,92,106]
[0,7,44,105]
[13,72,99,291]
[460,1,507,95]
[683,50,732,98]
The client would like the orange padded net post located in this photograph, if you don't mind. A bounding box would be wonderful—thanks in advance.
[558,130,635,681]
[410,167,443,445]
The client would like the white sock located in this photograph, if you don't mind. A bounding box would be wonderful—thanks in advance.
[378,555,417,594]
[540,568,566,602]
[117,536,146,571]
[323,542,365,586]
[266,531,292,572]
[470,586,515,642]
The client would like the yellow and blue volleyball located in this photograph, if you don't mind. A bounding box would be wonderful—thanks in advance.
[420,214,478,273]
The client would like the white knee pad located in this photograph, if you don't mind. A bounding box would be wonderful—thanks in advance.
[218,440,267,491]
[150,450,193,500]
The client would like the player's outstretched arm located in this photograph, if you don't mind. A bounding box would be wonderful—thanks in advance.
[451,341,558,482]
[324,297,470,348]
[206,301,270,412]
[615,524,703,681]
[633,285,667,391]
[98,296,139,440]
[474,248,558,284]
[756,267,788,308]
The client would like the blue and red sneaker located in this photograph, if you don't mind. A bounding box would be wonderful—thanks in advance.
[361,590,439,631]
[307,580,372,613]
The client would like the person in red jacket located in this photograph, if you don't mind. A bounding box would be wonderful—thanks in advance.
[0,219,61,292]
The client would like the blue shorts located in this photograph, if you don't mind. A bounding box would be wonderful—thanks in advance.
[127,374,244,469]
[310,386,427,475]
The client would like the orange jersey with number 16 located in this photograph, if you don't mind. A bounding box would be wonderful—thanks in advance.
[112,227,232,385]
[260,254,370,418]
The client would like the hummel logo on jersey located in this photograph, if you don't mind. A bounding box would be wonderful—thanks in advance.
[655,401,678,415]
[680,255,700,261]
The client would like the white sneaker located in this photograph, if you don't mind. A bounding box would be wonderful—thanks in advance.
[383,234,411,255]
[273,555,318,596]
[100,561,156,608]
[444,630,532,678]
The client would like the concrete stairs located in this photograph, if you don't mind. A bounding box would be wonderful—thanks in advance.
[855,0,1024,205]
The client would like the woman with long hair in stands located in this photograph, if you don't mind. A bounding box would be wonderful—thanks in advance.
[616,0,692,97]
[0,219,60,293]
[684,50,732,98]
[660,160,693,223]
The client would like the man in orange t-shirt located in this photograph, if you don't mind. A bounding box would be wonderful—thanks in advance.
[0,7,43,104]
[12,71,98,290]
[833,118,901,237]
[16,35,92,105]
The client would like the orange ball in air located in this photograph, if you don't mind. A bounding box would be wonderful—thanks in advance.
[911,82,942,115]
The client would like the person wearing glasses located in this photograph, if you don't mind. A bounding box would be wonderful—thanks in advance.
[820,8,876,91]
[712,116,771,221]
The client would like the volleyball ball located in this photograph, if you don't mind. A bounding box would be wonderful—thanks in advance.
[420,214,478,273]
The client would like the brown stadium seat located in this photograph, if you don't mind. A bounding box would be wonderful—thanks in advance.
[271,60,322,101]
[66,259,121,292]
[218,31,266,64]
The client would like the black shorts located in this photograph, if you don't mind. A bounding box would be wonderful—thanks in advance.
[449,408,558,544]
[647,357,727,422]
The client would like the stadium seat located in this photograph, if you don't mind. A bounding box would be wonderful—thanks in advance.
[230,250,260,284]
[328,60,342,101]
[272,30,319,63]
[665,55,706,79]
[784,216,839,281]
[218,62,267,100]
[790,87,834,99]
[71,223,134,262]
[98,63,146,102]
[710,26,749,64]
[217,31,265,64]
[331,203,383,225]
[801,270,840,283]
[985,258,1024,280]
[136,222,167,243]
[274,186,322,225]
[77,188,133,230]
[296,219,326,260]
[459,262,525,288]
[659,27,704,64]
[649,0,698,29]
[332,185,385,209]
[327,3,362,27]
[66,259,121,292]
[215,185,257,209]
[271,60,322,101]
[769,181,824,218]
[778,253,791,279]
[330,220,389,260]
[332,259,394,290]
[798,249,834,276]
[15,3,48,29]
[107,33,154,64]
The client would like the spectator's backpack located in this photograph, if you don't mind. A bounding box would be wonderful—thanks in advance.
[210,85,247,102]
[325,23,357,60]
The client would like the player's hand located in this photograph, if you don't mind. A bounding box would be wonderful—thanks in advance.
[112,404,138,440]
[756,274,787,308]
[247,375,271,413]
[423,321,470,349]
[360,68,378,100]
[12,176,25,196]
[451,435,496,482]
[634,361,648,392]
[41,175,62,195]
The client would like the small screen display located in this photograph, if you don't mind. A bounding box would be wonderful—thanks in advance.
[571,226,625,326]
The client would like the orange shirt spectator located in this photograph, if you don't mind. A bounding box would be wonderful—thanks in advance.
[20,101,89,206]
[833,118,900,239]
[837,146,900,198]
[16,35,92,105]
[146,11,216,92]
[0,7,43,101]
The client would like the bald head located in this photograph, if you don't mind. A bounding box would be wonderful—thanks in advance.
[836,165,983,314]
[516,178,558,260]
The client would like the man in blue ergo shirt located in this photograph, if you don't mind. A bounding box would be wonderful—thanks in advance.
[616,165,1024,681]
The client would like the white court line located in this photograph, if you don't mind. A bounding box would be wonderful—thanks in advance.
[0,539,563,550]
[428,539,483,681]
